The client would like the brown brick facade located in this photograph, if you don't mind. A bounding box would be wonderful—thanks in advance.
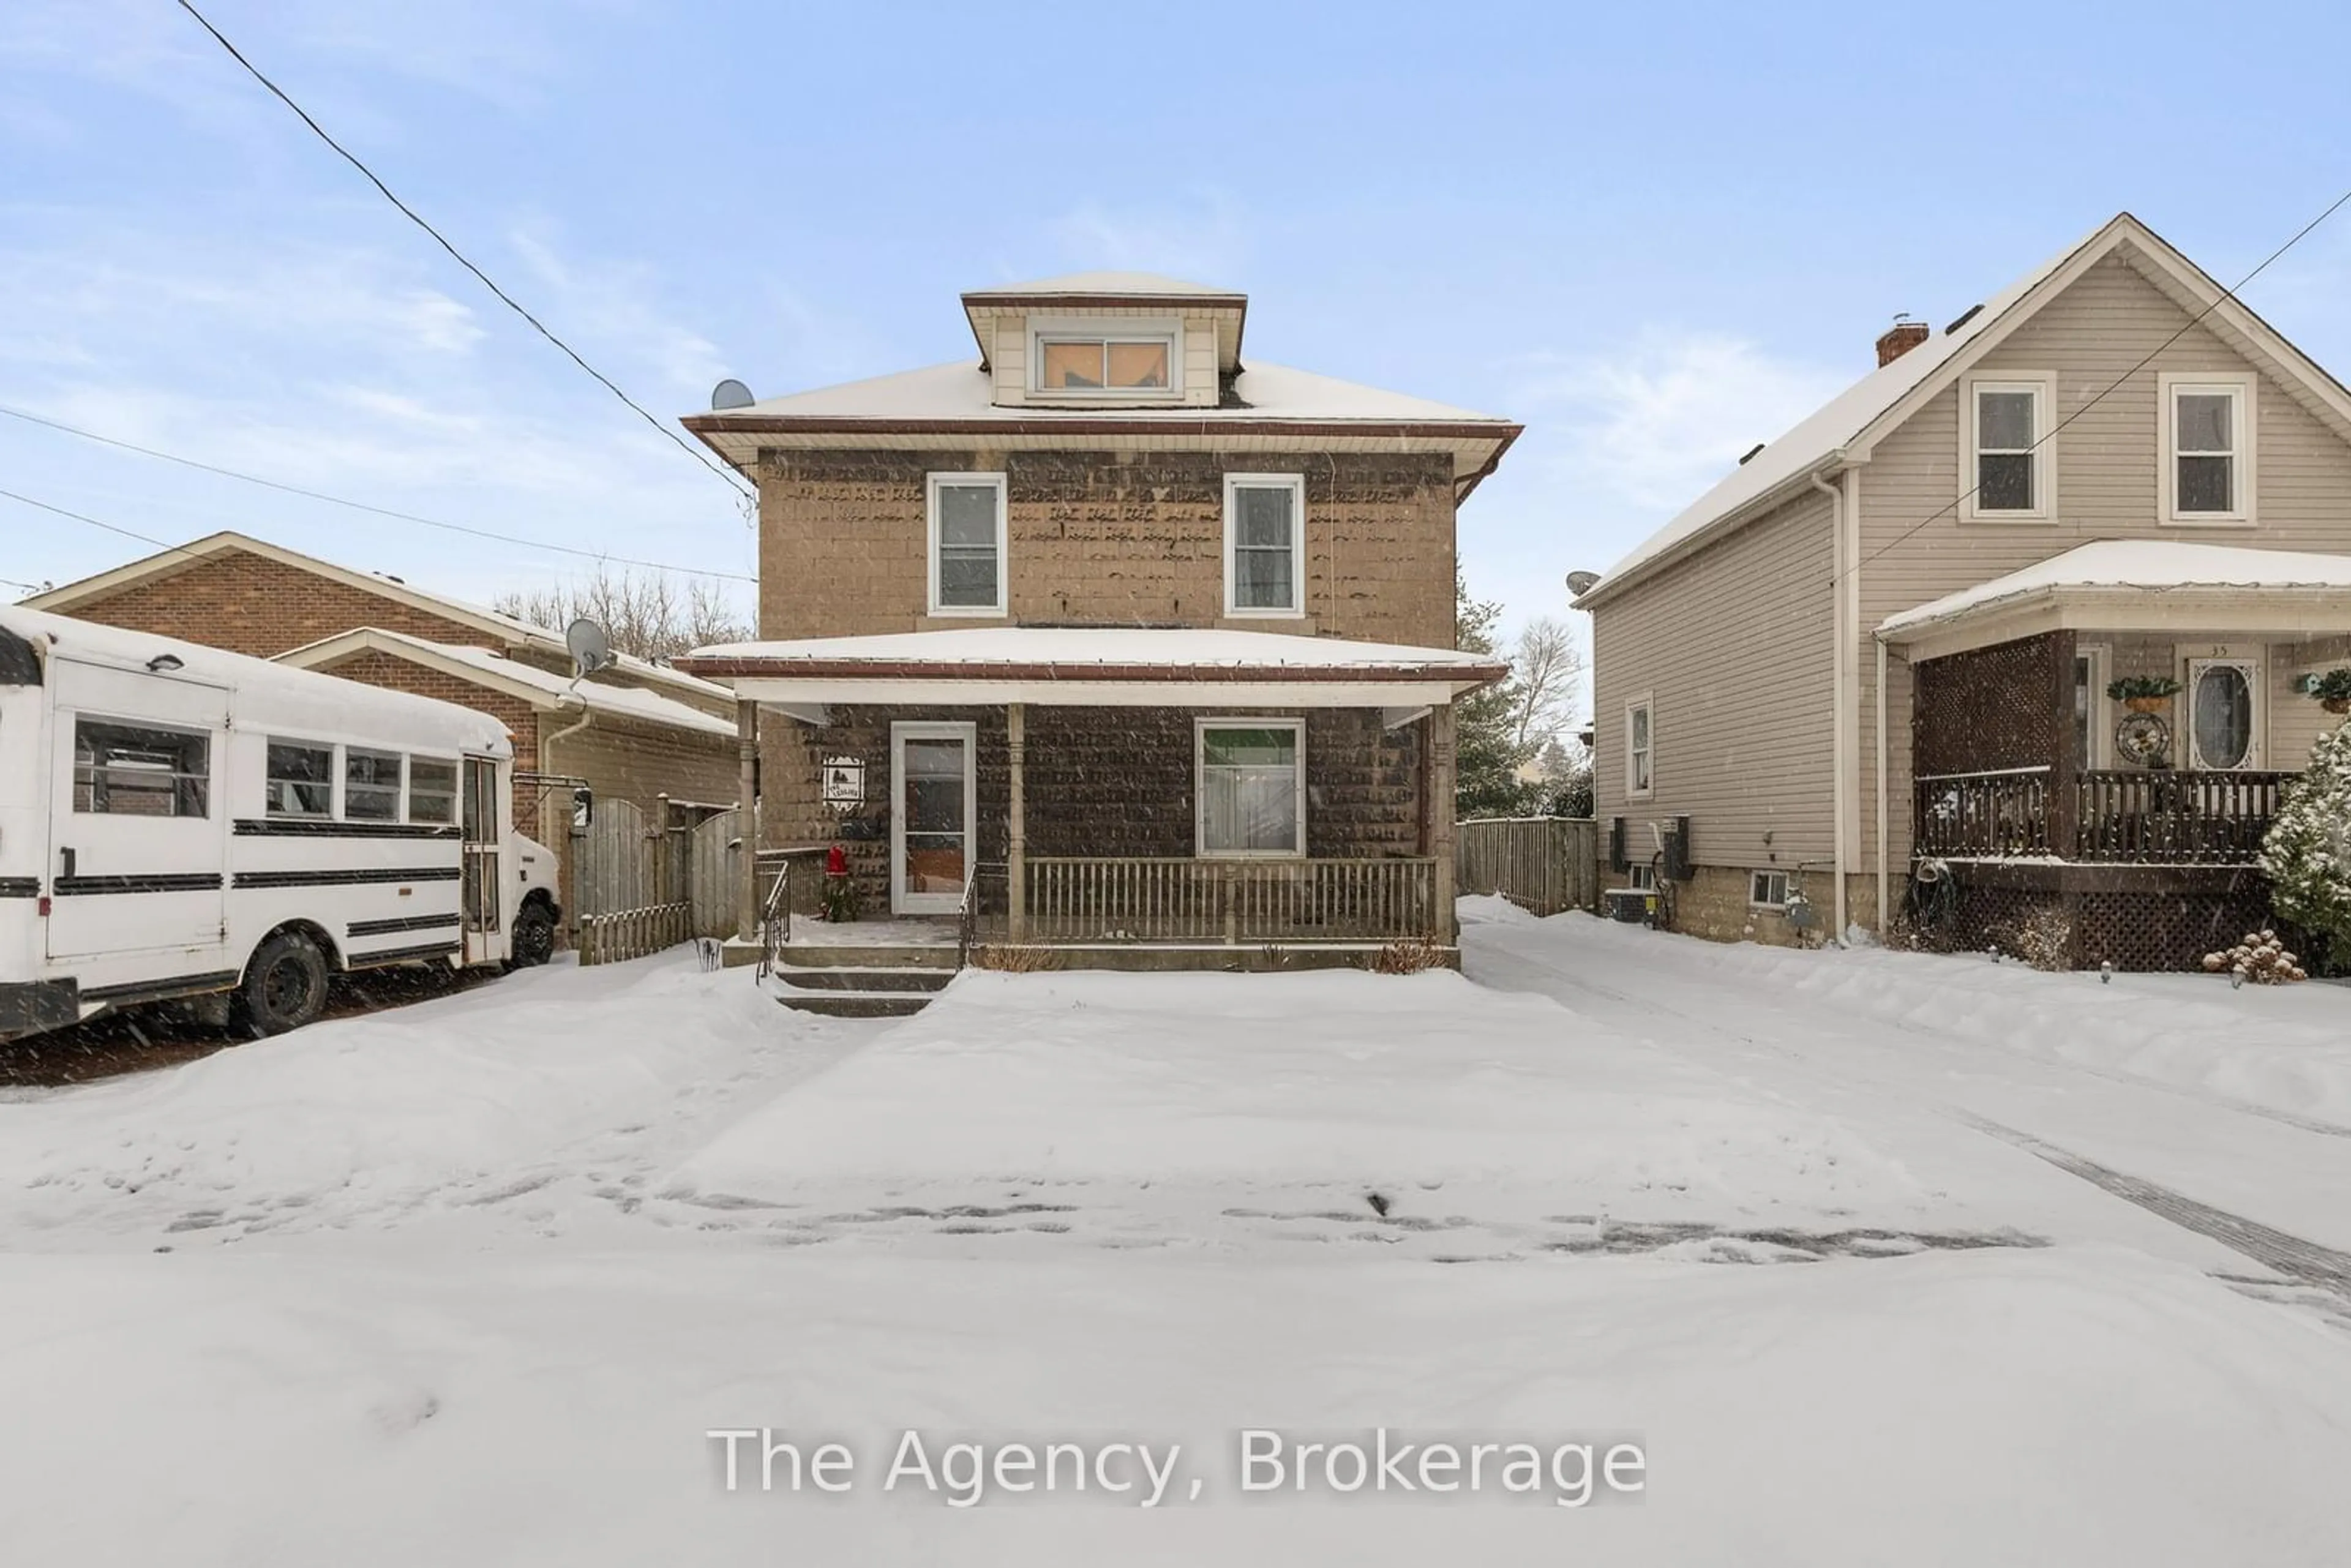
[66,551,493,658]
[756,449,1458,646]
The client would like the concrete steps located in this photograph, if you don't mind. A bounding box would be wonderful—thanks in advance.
[770,946,958,1018]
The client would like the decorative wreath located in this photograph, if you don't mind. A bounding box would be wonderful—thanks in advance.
[2114,711,2172,767]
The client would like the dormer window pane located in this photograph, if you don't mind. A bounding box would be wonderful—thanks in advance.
[1041,340,1104,389]
[1104,341,1168,389]
[1037,336,1172,392]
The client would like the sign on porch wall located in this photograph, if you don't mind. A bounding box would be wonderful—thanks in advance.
[822,756,866,808]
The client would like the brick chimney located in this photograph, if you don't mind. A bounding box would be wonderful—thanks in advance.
[1876,316,1930,367]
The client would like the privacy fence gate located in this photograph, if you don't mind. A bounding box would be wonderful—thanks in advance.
[569,798,746,964]
[1454,817,1600,917]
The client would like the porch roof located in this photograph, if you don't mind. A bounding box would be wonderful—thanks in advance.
[1877,540,2351,659]
[672,627,1508,709]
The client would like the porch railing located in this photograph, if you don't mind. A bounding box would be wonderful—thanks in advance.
[1915,768,2294,865]
[1022,856,1439,944]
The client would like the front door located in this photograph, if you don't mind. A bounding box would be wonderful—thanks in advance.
[890,721,975,915]
[460,754,502,964]
[2185,657,2262,770]
[47,657,228,963]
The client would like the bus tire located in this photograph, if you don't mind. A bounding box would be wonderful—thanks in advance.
[508,900,556,970]
[234,930,330,1037]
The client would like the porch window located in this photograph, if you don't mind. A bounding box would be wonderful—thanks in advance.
[1224,474,1305,616]
[265,739,334,817]
[345,748,403,821]
[1035,335,1173,393]
[1625,695,1654,797]
[72,717,209,817]
[1196,719,1305,856]
[2161,374,2254,523]
[927,473,1007,616]
[1961,373,2053,519]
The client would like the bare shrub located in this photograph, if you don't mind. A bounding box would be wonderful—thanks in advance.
[973,943,1059,973]
[1372,938,1448,975]
[1984,899,2074,972]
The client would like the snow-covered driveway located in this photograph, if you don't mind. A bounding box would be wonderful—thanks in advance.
[6,925,2351,1566]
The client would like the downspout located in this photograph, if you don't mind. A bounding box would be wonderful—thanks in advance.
[1809,468,1851,943]
[544,694,593,940]
[1875,635,1890,939]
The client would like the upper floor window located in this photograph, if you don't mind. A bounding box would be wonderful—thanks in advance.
[1625,695,1654,798]
[1961,373,2053,520]
[1037,336,1172,392]
[1223,473,1305,617]
[927,473,1008,616]
[2161,373,2255,525]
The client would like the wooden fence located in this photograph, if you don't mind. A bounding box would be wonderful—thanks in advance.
[572,797,651,919]
[1455,817,1600,916]
[1022,857,1439,943]
[684,808,744,937]
[577,902,693,966]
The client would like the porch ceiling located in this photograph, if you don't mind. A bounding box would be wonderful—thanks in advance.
[1878,540,2351,661]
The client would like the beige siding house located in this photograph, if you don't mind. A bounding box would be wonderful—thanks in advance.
[1579,214,2351,968]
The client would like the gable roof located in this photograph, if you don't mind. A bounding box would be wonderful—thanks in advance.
[1575,212,2351,609]
[19,530,737,711]
[276,627,739,738]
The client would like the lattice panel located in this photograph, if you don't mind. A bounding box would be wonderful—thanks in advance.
[2074,887,2282,973]
[1912,633,2063,777]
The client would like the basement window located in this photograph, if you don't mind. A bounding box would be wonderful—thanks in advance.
[1750,869,1791,909]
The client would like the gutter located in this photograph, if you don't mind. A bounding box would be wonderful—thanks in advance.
[1576,448,1851,611]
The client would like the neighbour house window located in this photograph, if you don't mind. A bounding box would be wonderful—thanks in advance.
[1750,870,1791,909]
[345,748,403,821]
[927,473,1007,616]
[2163,377,2252,522]
[72,717,209,817]
[265,739,334,817]
[1035,335,1174,392]
[1625,696,1654,797]
[1224,474,1306,616]
[1196,720,1305,857]
[410,758,459,825]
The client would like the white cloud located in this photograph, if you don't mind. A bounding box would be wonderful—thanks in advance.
[507,225,727,395]
[1041,190,1250,283]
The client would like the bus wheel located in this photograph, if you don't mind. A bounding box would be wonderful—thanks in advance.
[508,901,556,970]
[235,930,329,1037]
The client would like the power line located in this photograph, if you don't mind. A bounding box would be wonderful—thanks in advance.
[171,0,751,500]
[1848,189,2351,582]
[0,403,756,583]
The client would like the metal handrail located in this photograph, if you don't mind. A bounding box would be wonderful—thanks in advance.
[757,857,791,980]
[956,862,981,970]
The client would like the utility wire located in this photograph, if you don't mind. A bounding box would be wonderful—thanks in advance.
[0,403,756,583]
[0,487,191,556]
[1847,187,2351,582]
[172,0,751,499]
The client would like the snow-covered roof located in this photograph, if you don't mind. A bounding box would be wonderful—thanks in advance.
[1880,541,2351,639]
[961,272,1242,301]
[683,358,1510,428]
[276,628,739,737]
[1579,212,2351,609]
[677,626,1504,679]
[0,603,513,755]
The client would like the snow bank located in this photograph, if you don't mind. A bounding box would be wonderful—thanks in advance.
[670,968,1921,1226]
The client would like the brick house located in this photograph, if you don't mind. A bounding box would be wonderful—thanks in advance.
[672,272,1520,960]
[21,532,743,921]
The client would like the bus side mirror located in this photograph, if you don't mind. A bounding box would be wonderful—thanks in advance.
[571,787,593,830]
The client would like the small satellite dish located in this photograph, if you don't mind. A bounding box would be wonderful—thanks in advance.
[566,618,617,678]
[710,378,755,411]
[1565,570,1603,597]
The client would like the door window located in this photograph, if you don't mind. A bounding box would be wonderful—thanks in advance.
[2188,662,2257,770]
[899,737,970,897]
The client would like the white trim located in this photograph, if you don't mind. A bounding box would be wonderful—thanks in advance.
[924,471,1009,618]
[1222,473,1308,618]
[1026,315,1183,400]
[889,720,978,915]
[1623,692,1654,799]
[1959,372,2057,522]
[2073,643,2112,770]
[2159,372,2257,527]
[2181,645,2265,770]
[725,676,1466,709]
[1193,716,1307,858]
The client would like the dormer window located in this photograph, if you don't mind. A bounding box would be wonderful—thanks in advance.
[1028,320,1182,398]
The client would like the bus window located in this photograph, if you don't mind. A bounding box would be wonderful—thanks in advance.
[266,740,334,817]
[410,758,458,824]
[74,718,209,817]
[345,748,403,820]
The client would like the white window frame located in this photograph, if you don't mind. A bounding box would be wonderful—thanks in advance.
[2073,644,2111,771]
[1625,862,1657,891]
[2159,372,2257,527]
[925,471,1008,618]
[1959,372,2057,522]
[1222,473,1307,618]
[1193,716,1307,859]
[889,720,979,915]
[1749,869,1791,910]
[1624,693,1654,800]
[1027,316,1183,400]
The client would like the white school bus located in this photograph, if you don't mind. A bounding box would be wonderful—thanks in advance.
[0,604,559,1043]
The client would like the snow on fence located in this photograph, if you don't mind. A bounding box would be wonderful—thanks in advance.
[577,902,694,966]
[1455,817,1599,917]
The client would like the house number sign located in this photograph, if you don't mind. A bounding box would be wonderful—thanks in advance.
[822,756,866,806]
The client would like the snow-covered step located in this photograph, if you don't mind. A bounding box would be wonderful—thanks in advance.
[773,966,954,994]
[771,961,954,1018]
[774,942,961,969]
[776,990,937,1019]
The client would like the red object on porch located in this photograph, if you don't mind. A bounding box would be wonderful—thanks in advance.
[825,843,848,879]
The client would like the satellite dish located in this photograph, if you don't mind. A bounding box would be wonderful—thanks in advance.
[710,378,755,411]
[566,618,617,678]
[1565,570,1603,597]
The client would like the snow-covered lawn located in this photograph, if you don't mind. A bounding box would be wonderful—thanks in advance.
[6,921,2351,1564]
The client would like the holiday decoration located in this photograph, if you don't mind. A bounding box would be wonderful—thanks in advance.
[819,842,858,923]
[2200,929,2306,985]
[2260,718,2351,970]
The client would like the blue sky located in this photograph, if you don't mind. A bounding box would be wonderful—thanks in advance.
[6,0,2351,642]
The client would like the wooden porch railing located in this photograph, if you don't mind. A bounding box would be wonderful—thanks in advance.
[1915,768,2294,865]
[1022,857,1440,944]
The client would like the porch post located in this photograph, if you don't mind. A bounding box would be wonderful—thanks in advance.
[2048,631,2079,858]
[1430,703,1458,942]
[1007,701,1026,942]
[736,699,759,944]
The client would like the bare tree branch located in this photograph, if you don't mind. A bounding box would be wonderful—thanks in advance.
[493,562,753,662]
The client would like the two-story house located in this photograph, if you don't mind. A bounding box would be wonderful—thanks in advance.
[673,272,1519,962]
[1577,214,2351,970]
